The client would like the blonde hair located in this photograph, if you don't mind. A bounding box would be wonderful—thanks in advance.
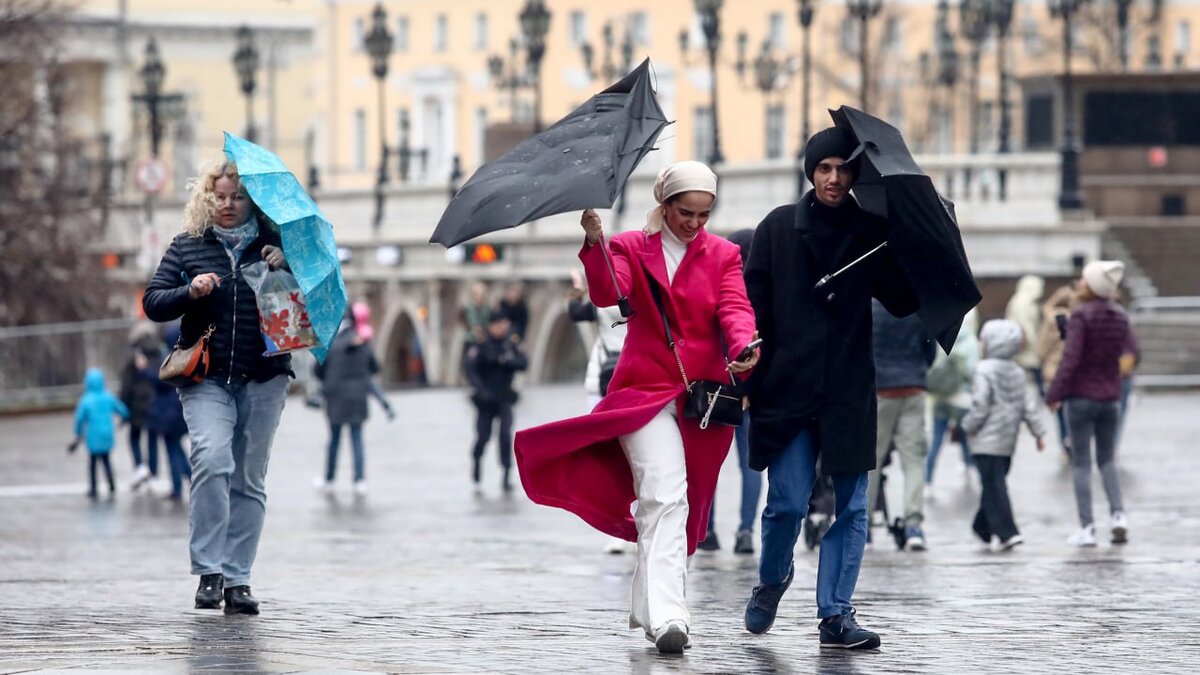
[182,160,242,237]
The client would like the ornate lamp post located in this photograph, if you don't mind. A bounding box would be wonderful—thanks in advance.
[232,26,260,143]
[846,0,883,112]
[488,39,524,122]
[736,35,788,160]
[519,0,552,132]
[991,0,1014,199]
[364,2,394,230]
[934,0,960,152]
[796,0,816,195]
[136,38,169,158]
[959,0,989,154]
[581,20,635,82]
[679,0,726,165]
[1049,0,1089,210]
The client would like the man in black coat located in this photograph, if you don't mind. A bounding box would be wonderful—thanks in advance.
[742,127,918,650]
[465,311,528,492]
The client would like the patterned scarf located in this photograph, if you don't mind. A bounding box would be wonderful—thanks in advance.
[212,217,260,266]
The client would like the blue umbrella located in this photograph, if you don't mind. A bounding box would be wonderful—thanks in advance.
[223,131,347,362]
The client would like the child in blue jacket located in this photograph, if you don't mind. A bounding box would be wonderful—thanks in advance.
[71,368,130,498]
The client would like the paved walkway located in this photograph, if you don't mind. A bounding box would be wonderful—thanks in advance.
[1,385,1198,673]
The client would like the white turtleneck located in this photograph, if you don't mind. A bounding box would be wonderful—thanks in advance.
[660,223,689,284]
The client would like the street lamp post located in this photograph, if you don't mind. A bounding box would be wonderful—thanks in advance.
[232,26,260,143]
[1115,0,1133,69]
[364,3,394,231]
[846,0,883,113]
[796,0,816,196]
[934,0,960,153]
[1049,0,1088,211]
[991,0,1014,200]
[581,20,635,82]
[679,0,726,166]
[519,0,552,133]
[137,38,167,158]
[736,35,788,162]
[959,0,989,155]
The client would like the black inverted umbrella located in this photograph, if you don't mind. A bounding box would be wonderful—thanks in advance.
[431,58,667,248]
[827,105,982,353]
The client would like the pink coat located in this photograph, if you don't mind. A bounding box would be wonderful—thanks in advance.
[514,227,757,554]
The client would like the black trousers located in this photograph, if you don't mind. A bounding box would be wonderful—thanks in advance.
[472,399,514,469]
[972,455,1018,542]
[89,454,115,495]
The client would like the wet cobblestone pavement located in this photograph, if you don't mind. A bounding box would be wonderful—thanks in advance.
[2,385,1198,673]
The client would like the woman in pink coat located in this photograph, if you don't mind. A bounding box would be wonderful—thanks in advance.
[515,161,759,653]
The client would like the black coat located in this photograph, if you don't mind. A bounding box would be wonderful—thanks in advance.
[744,192,919,475]
[315,330,380,426]
[465,333,528,405]
[143,228,292,384]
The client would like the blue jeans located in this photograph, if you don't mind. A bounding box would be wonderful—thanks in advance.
[326,422,365,482]
[707,411,762,534]
[926,406,973,484]
[759,429,869,618]
[179,375,288,587]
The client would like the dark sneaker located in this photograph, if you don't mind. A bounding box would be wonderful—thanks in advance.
[223,585,260,615]
[819,609,881,650]
[697,530,720,551]
[744,564,794,634]
[733,529,755,555]
[194,573,224,610]
[471,458,481,485]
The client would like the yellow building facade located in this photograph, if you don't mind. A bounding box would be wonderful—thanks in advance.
[41,1,1200,197]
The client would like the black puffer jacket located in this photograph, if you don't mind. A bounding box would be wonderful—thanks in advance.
[143,227,292,385]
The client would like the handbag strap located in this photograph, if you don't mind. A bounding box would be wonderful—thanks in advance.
[647,282,691,392]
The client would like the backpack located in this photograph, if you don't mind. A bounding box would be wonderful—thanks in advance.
[926,350,964,399]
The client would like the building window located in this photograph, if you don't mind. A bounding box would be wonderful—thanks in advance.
[353,18,365,51]
[1176,20,1191,67]
[475,106,488,167]
[475,13,488,51]
[396,17,410,52]
[570,10,587,47]
[1020,15,1041,56]
[630,11,649,47]
[435,14,448,52]
[839,17,857,55]
[353,108,366,171]
[768,12,785,50]
[884,17,903,53]
[693,106,713,163]
[766,104,785,159]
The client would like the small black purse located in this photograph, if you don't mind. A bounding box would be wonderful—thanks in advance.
[648,284,744,429]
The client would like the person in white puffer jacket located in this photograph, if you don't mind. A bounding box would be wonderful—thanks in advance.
[962,319,1048,551]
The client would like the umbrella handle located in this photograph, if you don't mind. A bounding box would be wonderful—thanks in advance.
[597,233,636,320]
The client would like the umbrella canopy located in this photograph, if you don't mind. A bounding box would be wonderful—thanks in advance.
[829,106,982,353]
[223,132,347,362]
[430,58,668,248]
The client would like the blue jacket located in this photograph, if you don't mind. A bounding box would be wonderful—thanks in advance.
[74,369,130,454]
[872,299,937,391]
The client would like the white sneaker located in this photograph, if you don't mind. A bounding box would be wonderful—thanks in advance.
[1111,512,1129,544]
[652,621,691,654]
[999,534,1024,551]
[869,512,885,527]
[312,476,333,495]
[1067,525,1097,548]
[353,480,368,497]
[130,464,151,490]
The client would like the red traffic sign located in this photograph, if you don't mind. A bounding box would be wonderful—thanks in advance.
[134,158,169,193]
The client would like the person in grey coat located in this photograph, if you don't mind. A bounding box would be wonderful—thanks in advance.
[314,318,390,497]
[961,319,1047,551]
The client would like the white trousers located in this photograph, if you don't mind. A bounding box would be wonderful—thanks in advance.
[619,403,690,634]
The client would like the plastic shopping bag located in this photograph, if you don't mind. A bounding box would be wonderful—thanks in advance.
[242,261,319,356]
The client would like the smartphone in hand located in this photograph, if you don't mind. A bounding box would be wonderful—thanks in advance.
[734,338,764,363]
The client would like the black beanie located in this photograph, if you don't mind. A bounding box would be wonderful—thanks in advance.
[804,127,858,182]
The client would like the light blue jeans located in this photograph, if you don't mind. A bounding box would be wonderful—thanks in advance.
[179,375,288,587]
[759,429,870,618]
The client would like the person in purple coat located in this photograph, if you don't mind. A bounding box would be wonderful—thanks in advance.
[1046,260,1136,548]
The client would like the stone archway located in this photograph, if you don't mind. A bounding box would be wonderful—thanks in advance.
[528,306,589,385]
[381,310,427,387]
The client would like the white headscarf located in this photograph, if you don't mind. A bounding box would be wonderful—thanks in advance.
[644,160,718,235]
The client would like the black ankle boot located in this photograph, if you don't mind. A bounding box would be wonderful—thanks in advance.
[502,467,513,492]
[223,585,260,615]
[195,573,224,609]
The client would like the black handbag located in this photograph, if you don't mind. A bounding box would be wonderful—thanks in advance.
[648,283,744,429]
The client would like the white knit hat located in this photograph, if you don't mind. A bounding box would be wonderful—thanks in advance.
[1082,260,1124,299]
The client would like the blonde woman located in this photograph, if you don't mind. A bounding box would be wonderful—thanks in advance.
[143,160,291,614]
